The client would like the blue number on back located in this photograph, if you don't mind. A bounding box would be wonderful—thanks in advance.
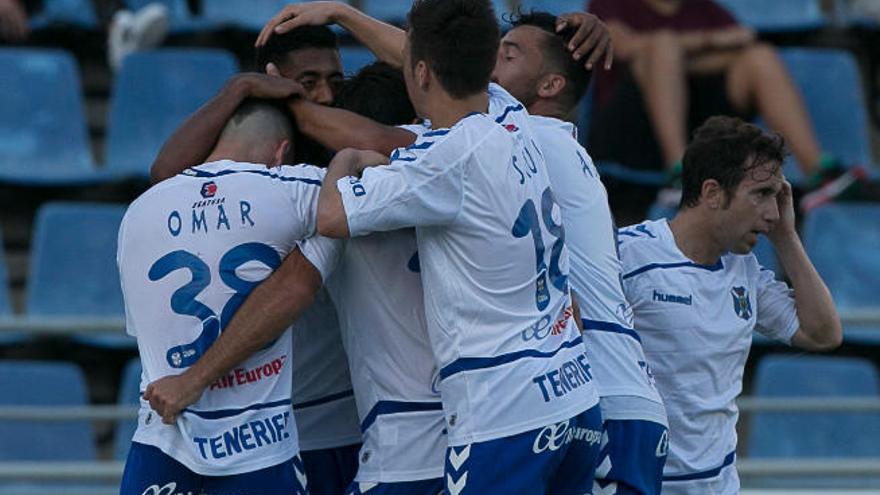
[149,243,280,368]
[148,251,220,369]
[512,186,567,310]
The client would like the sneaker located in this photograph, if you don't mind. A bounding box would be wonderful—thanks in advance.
[108,3,169,71]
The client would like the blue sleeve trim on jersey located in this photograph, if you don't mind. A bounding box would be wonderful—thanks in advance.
[184,167,322,186]
[183,398,292,420]
[663,451,735,482]
[360,400,444,433]
[494,104,524,123]
[423,129,450,137]
[581,319,642,344]
[439,336,584,381]
[622,260,724,280]
[405,141,434,151]
[292,389,354,410]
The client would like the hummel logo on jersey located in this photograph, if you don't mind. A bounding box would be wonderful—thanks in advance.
[652,290,693,306]
[200,181,217,198]
[731,286,752,320]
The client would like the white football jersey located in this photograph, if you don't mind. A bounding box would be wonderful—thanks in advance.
[530,115,666,424]
[290,288,362,451]
[618,219,799,493]
[118,160,325,476]
[299,229,445,483]
[337,84,598,446]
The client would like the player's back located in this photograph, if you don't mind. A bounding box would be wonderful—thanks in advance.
[382,85,597,445]
[529,115,664,412]
[117,160,325,475]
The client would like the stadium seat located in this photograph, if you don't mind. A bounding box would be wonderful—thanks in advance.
[114,359,142,460]
[202,0,288,31]
[364,0,510,24]
[0,360,96,461]
[340,46,378,75]
[30,0,98,30]
[747,355,880,486]
[0,49,99,185]
[124,0,216,33]
[716,0,827,32]
[803,202,880,342]
[26,202,133,348]
[105,49,239,179]
[518,0,587,14]
[772,48,873,183]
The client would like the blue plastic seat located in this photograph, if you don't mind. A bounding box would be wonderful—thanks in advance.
[773,48,873,183]
[716,0,827,32]
[0,49,98,185]
[340,46,378,76]
[26,202,133,348]
[29,0,98,30]
[364,0,509,23]
[202,0,288,31]
[518,0,587,15]
[747,355,880,486]
[0,360,96,461]
[803,203,880,343]
[105,49,239,179]
[115,358,143,460]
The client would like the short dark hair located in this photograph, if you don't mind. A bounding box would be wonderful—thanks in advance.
[508,10,592,109]
[255,25,338,69]
[407,0,500,98]
[680,116,788,209]
[335,62,416,126]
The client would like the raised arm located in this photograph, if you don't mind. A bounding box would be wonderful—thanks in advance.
[149,73,303,184]
[143,248,322,423]
[257,1,405,68]
[770,181,842,351]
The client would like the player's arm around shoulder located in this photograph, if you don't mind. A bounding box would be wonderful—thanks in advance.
[317,149,389,238]
[768,182,842,351]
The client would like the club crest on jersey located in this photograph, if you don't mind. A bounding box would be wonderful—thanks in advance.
[730,286,752,320]
[200,181,218,198]
[504,123,519,132]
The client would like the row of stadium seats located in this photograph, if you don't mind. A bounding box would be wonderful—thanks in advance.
[0,45,377,185]
[1,354,876,475]
[2,45,875,186]
[29,0,878,33]
[0,201,878,347]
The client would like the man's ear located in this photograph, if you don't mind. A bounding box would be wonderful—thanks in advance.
[416,60,431,90]
[702,179,725,209]
[537,73,567,100]
[272,139,291,167]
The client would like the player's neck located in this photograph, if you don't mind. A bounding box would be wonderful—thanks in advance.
[424,90,490,129]
[528,99,574,123]
[669,211,724,265]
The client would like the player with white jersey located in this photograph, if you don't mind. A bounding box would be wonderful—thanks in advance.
[490,11,668,494]
[314,2,602,493]
[617,116,842,494]
[119,101,325,494]
[146,26,364,495]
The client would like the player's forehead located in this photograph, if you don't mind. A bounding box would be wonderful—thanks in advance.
[737,159,783,192]
[278,47,342,78]
[500,25,547,55]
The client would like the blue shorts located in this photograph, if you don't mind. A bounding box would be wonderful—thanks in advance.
[593,420,668,495]
[301,443,361,495]
[345,478,443,495]
[120,441,307,495]
[444,406,603,495]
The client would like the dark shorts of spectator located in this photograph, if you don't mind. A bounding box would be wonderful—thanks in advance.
[588,66,756,225]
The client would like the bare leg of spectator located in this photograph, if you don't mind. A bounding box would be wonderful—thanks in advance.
[630,30,688,170]
[726,43,822,176]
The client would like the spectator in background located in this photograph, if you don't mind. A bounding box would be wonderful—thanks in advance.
[107,2,169,71]
[0,0,37,42]
[587,0,833,225]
